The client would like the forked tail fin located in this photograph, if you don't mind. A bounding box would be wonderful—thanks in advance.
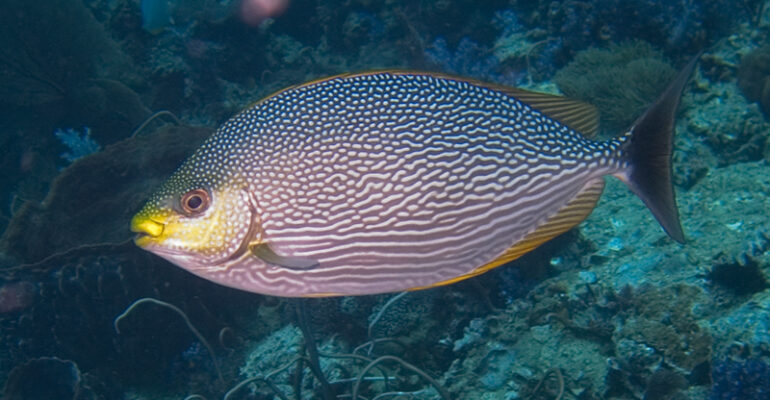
[620,54,700,243]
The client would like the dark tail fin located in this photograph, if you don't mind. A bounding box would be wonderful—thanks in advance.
[622,54,700,243]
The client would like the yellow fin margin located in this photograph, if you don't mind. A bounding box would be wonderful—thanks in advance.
[498,87,600,138]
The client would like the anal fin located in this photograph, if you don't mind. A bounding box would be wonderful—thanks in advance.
[412,178,605,290]
[489,178,605,265]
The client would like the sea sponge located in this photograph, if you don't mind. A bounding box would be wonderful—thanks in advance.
[554,41,676,134]
[3,357,94,399]
[0,125,212,265]
[737,45,770,117]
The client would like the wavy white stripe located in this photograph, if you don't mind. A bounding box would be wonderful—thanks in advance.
[208,72,628,295]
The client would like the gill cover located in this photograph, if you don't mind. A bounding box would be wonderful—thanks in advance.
[131,184,258,267]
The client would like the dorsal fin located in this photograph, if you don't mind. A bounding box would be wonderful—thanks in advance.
[501,87,600,138]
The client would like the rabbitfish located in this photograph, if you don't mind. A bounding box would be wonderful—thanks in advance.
[131,60,697,297]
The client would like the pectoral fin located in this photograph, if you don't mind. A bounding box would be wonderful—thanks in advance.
[251,243,319,270]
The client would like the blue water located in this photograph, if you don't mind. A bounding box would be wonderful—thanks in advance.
[1,0,769,399]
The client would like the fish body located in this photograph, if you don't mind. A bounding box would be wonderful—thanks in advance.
[131,62,696,297]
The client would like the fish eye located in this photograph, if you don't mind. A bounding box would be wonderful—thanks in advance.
[180,188,210,215]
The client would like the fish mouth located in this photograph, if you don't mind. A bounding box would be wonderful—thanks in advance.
[130,215,165,247]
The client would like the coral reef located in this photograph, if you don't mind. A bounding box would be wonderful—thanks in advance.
[711,357,770,400]
[554,41,676,133]
[738,44,770,117]
[510,0,758,62]
[0,0,133,107]
[1,1,770,399]
[708,255,768,296]
[0,0,151,229]
[0,0,146,142]
[641,369,687,400]
[2,357,109,400]
[613,285,712,375]
[425,37,506,82]
[0,125,212,265]
[54,127,101,164]
[686,75,770,168]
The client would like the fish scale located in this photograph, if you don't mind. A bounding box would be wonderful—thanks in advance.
[132,61,697,297]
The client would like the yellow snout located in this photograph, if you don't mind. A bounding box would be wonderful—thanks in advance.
[131,214,165,246]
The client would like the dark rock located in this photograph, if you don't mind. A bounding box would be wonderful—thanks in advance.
[644,369,687,400]
[708,256,768,296]
[3,357,96,400]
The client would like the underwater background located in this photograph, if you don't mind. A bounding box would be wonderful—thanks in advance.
[1,0,770,399]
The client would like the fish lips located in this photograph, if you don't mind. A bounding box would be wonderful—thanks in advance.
[130,215,165,247]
